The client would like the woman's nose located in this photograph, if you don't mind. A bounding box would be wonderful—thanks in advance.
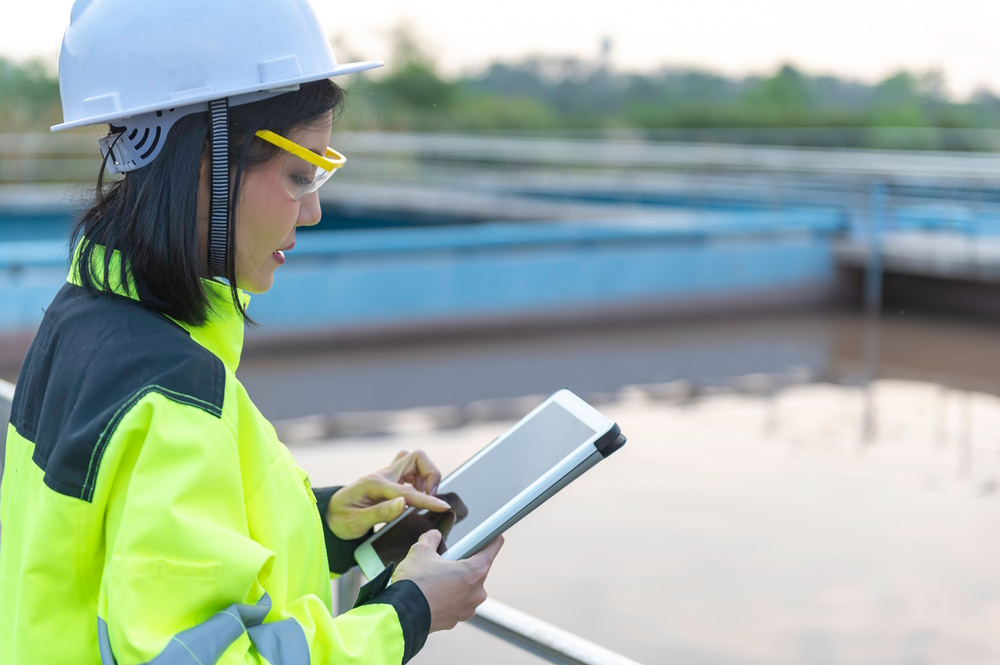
[297,191,322,227]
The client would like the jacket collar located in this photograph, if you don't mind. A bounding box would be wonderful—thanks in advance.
[68,239,249,373]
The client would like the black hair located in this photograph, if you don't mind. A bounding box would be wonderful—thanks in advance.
[72,79,345,326]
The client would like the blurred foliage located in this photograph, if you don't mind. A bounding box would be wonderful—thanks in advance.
[0,57,62,131]
[6,28,1000,150]
[337,27,1000,149]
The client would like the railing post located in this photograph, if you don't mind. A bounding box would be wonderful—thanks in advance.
[0,378,15,481]
[862,180,885,443]
[864,180,885,316]
[335,567,364,617]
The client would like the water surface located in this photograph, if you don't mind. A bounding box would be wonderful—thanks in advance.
[294,380,1000,664]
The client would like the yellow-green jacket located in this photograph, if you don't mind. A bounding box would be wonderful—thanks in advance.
[0,245,430,664]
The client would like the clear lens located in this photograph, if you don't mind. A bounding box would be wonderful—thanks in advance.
[286,164,337,201]
[284,148,343,201]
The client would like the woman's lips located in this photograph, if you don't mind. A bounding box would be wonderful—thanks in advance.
[273,241,294,265]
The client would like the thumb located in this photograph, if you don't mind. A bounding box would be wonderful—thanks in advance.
[469,535,504,567]
[417,529,442,550]
[371,497,406,523]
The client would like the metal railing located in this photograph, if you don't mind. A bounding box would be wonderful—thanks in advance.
[0,378,640,664]
[8,130,1000,186]
[0,378,12,481]
[336,569,642,665]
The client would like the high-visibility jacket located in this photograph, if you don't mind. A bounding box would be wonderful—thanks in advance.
[0,243,430,664]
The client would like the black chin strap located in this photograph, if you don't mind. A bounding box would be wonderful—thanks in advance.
[208,99,230,277]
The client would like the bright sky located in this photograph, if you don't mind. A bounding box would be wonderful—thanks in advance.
[4,0,1000,99]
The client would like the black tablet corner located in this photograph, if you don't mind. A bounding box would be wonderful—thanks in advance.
[595,424,626,458]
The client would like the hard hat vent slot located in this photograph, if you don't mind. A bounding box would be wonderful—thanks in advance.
[133,128,151,150]
[137,127,162,159]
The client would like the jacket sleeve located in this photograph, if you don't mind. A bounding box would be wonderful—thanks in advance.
[98,392,430,665]
[312,486,374,575]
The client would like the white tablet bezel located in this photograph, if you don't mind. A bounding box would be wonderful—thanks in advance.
[354,388,617,579]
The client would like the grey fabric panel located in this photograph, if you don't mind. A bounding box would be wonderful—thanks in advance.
[225,594,272,629]
[98,594,280,664]
[98,617,117,665]
[153,610,249,663]
[248,618,310,664]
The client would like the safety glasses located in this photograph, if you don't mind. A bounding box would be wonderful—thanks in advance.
[254,129,346,200]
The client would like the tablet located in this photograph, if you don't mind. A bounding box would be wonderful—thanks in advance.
[353,388,626,580]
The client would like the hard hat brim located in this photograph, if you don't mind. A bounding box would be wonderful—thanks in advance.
[51,61,384,132]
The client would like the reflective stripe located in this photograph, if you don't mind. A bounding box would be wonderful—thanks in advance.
[248,618,310,664]
[98,617,116,664]
[98,593,309,664]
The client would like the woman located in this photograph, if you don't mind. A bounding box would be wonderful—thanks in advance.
[0,0,502,663]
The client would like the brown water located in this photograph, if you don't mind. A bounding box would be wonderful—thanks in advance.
[293,379,1000,665]
[229,310,1000,423]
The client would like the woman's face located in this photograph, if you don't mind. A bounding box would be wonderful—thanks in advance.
[232,113,333,294]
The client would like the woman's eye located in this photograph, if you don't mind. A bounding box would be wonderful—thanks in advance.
[289,174,312,188]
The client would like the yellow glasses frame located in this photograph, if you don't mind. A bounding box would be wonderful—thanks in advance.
[254,129,346,200]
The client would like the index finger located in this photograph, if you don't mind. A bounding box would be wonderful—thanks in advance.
[366,474,451,512]
[399,485,451,512]
[390,450,442,495]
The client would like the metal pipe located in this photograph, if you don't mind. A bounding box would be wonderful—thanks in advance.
[470,598,645,665]
[335,568,643,665]
[13,131,1000,181]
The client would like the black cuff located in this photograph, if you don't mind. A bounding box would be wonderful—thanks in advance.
[358,574,431,665]
[313,486,373,575]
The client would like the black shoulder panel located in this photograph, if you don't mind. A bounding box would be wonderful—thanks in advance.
[9,283,226,501]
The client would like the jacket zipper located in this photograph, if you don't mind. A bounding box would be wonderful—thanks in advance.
[300,469,330,602]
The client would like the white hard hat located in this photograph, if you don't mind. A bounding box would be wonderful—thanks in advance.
[54,0,383,277]
[53,0,381,171]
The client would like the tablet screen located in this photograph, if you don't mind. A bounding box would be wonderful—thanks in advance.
[370,401,598,564]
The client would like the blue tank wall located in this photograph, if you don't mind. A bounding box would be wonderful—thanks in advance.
[0,207,845,337]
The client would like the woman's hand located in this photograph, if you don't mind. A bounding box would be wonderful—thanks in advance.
[326,450,451,540]
[393,530,504,632]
